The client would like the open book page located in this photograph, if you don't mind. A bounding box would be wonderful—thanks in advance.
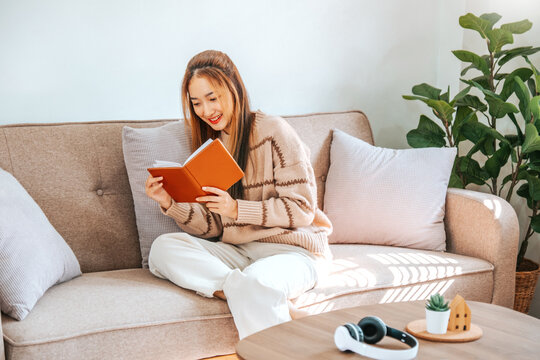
[152,160,182,168]
[182,138,213,165]
[151,138,213,168]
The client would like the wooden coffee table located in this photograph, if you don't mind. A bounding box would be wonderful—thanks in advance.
[236,301,540,359]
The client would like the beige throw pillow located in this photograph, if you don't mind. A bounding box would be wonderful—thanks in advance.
[122,121,192,267]
[324,129,456,251]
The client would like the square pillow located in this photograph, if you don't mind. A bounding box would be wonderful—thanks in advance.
[323,129,456,251]
[0,168,81,320]
[122,121,192,267]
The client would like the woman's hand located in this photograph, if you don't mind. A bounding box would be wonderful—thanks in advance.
[145,175,173,210]
[197,186,238,219]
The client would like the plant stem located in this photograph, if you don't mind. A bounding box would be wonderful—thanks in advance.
[488,50,498,195]
[506,152,524,203]
[444,122,454,148]
[517,206,538,268]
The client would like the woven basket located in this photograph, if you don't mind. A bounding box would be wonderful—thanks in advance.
[514,258,540,314]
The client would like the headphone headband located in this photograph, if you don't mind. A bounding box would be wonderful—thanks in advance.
[334,317,418,360]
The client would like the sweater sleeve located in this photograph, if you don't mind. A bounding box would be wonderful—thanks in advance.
[236,118,317,228]
[161,200,223,238]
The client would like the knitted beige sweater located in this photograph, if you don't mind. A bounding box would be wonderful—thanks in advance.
[162,111,333,258]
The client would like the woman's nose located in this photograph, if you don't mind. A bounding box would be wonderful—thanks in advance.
[202,102,212,117]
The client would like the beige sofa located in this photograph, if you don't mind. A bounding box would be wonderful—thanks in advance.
[0,111,519,359]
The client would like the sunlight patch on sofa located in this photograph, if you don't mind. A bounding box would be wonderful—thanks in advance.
[379,279,455,304]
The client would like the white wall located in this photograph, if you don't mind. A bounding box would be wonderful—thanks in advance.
[0,0,466,148]
[2,0,540,315]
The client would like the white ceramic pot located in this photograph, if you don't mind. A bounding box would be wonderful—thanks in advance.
[425,308,451,334]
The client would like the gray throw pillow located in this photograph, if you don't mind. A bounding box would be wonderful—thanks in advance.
[0,168,81,320]
[122,121,192,267]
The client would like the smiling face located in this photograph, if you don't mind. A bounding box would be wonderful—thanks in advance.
[188,76,234,133]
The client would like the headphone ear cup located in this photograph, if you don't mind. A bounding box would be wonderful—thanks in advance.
[343,323,364,342]
[358,316,387,344]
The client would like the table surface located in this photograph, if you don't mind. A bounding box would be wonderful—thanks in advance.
[236,301,540,359]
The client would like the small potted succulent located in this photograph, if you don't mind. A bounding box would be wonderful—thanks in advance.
[425,293,451,334]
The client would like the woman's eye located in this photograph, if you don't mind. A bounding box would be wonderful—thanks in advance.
[192,103,200,107]
[210,98,217,102]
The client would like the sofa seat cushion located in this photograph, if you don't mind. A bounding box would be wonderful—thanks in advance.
[296,244,495,311]
[2,246,494,359]
[2,269,238,360]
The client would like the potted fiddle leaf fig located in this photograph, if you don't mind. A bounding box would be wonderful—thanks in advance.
[403,12,540,313]
[425,293,451,334]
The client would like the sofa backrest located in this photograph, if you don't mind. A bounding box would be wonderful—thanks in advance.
[0,111,372,272]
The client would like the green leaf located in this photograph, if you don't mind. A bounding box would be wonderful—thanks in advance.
[412,83,442,100]
[459,156,489,185]
[455,94,488,112]
[403,96,455,124]
[508,113,524,142]
[531,96,540,122]
[522,123,540,154]
[527,173,540,201]
[440,86,450,103]
[529,162,540,172]
[498,46,540,66]
[517,183,535,208]
[501,19,533,34]
[505,134,520,147]
[461,121,509,145]
[461,64,474,77]
[467,76,490,90]
[462,79,500,99]
[485,144,511,178]
[485,95,519,119]
[480,13,502,27]
[453,107,477,144]
[459,13,492,39]
[530,214,540,233]
[528,78,537,96]
[500,68,533,101]
[448,171,464,188]
[406,115,447,148]
[514,76,532,121]
[452,50,490,76]
[428,100,455,123]
[450,86,471,105]
[487,28,514,53]
[524,57,540,76]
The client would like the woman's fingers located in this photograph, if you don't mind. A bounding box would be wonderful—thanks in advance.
[196,195,220,203]
[146,176,163,186]
[202,186,226,195]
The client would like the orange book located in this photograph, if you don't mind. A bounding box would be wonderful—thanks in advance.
[147,138,244,203]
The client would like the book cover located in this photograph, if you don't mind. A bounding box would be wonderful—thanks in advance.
[147,139,244,203]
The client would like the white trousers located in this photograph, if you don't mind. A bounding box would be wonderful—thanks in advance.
[148,232,321,339]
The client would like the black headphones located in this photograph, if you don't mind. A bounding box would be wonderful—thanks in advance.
[334,316,418,359]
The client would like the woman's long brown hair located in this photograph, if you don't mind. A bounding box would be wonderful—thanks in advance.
[181,50,254,200]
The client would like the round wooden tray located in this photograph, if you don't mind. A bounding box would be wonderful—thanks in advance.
[406,319,482,343]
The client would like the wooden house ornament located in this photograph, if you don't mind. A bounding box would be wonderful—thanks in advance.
[447,294,471,332]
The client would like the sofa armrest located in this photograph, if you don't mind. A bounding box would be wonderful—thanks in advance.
[1,314,4,360]
[444,188,519,308]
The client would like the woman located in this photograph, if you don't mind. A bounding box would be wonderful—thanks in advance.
[145,50,332,339]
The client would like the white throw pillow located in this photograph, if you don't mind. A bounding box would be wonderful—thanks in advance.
[323,129,456,251]
[122,121,192,267]
[0,168,81,320]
